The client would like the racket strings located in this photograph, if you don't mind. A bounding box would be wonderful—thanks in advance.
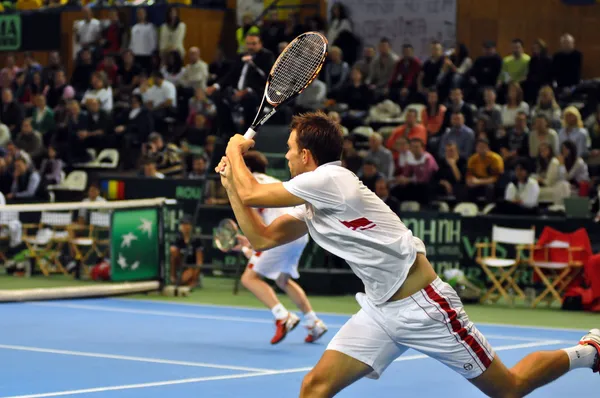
[267,33,326,104]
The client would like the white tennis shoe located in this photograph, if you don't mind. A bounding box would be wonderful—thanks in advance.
[579,328,600,374]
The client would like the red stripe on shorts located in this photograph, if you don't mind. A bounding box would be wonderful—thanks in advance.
[424,285,492,369]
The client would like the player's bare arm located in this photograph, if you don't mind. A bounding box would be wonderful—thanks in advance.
[225,134,306,208]
[217,156,307,251]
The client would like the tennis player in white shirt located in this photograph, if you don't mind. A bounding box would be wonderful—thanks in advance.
[234,150,327,345]
[216,112,599,397]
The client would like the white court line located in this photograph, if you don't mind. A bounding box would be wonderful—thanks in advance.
[0,344,275,373]
[115,298,590,333]
[0,340,566,398]
[28,302,573,344]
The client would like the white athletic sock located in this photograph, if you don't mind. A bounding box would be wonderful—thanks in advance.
[271,303,288,320]
[562,345,597,370]
[303,311,318,324]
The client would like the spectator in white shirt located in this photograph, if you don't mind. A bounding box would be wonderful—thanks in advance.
[81,71,113,113]
[495,159,540,215]
[129,8,157,73]
[159,6,186,59]
[74,6,102,58]
[180,47,209,91]
[78,183,107,224]
[0,191,24,260]
[148,71,177,109]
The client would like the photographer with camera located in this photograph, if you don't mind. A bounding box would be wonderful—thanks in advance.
[141,132,183,177]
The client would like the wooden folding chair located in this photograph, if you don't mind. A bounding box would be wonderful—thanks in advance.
[70,212,111,276]
[23,211,73,276]
[476,226,535,304]
[529,240,585,308]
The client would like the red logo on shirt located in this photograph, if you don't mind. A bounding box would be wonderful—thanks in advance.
[340,217,377,231]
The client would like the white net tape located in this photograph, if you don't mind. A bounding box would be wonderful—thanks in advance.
[267,32,327,105]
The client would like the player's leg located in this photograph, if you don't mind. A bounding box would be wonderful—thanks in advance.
[276,273,328,343]
[241,257,300,344]
[470,331,599,397]
[301,308,407,398]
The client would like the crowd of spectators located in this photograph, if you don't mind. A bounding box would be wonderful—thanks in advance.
[0,3,599,221]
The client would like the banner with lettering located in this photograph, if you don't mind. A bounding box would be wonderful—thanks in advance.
[328,0,457,60]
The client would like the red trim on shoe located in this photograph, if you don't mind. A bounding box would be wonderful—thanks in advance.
[424,285,492,369]
[579,340,600,373]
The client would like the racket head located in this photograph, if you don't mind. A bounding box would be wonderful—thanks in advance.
[213,218,240,252]
[264,32,328,107]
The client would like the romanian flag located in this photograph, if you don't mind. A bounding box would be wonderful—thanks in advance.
[101,180,125,200]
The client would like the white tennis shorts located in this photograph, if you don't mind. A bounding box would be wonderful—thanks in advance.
[248,235,309,280]
[327,277,495,380]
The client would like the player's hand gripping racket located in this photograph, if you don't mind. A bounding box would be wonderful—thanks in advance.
[242,31,328,140]
[213,218,241,253]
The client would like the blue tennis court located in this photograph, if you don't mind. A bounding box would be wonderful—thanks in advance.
[0,298,596,397]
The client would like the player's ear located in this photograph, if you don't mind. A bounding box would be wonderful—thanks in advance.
[301,148,309,164]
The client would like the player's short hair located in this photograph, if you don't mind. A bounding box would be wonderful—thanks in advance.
[244,150,268,174]
[290,111,344,166]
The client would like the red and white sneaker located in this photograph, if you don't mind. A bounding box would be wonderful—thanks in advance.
[579,328,600,373]
[271,313,300,345]
[305,319,328,343]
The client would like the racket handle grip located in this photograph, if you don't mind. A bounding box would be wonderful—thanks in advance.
[244,127,256,140]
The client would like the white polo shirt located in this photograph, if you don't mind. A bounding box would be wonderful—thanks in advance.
[283,161,426,305]
[147,80,177,108]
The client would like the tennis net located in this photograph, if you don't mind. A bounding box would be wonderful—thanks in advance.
[0,197,178,302]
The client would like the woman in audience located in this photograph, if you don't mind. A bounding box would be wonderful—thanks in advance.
[324,46,350,99]
[161,50,185,85]
[531,85,562,129]
[159,6,187,59]
[534,143,566,204]
[421,88,447,153]
[440,43,472,95]
[38,144,64,187]
[81,71,113,113]
[327,3,352,47]
[529,114,559,157]
[501,82,529,128]
[337,67,372,129]
[559,140,590,196]
[559,106,589,158]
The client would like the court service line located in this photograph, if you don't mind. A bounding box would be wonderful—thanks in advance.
[116,298,591,333]
[29,302,572,344]
[0,340,566,398]
[0,344,276,373]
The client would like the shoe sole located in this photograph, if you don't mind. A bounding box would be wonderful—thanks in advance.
[271,317,300,345]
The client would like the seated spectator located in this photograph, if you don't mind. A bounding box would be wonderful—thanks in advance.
[1,54,21,82]
[495,159,540,215]
[478,86,502,133]
[96,55,119,87]
[142,157,165,179]
[529,114,559,158]
[147,70,177,113]
[180,47,209,91]
[31,94,55,144]
[552,34,582,95]
[41,51,62,88]
[366,38,398,97]
[338,67,373,113]
[0,88,24,136]
[71,48,95,96]
[388,44,421,103]
[498,111,530,169]
[466,138,504,201]
[358,159,384,192]
[353,45,375,81]
[387,108,428,149]
[391,138,438,205]
[438,111,475,160]
[417,41,445,98]
[341,135,357,159]
[38,145,64,187]
[187,87,217,125]
[501,82,529,128]
[14,118,44,162]
[524,39,552,104]
[533,142,570,205]
[143,132,182,177]
[78,183,106,224]
[116,50,142,98]
[531,85,562,129]
[188,155,208,179]
[7,157,41,200]
[435,142,466,198]
[184,113,209,147]
[421,88,447,153]
[441,43,472,89]
[374,177,400,215]
[4,141,32,167]
[497,38,530,89]
[443,87,475,129]
[169,215,203,287]
[82,71,113,113]
[46,70,73,110]
[84,97,112,149]
[208,47,232,86]
[161,50,185,85]
[324,46,350,98]
[466,41,502,99]
[559,140,589,195]
[391,136,413,176]
[64,100,91,165]
[113,94,153,170]
[0,121,10,147]
[294,78,327,113]
[364,132,394,180]
[559,106,589,158]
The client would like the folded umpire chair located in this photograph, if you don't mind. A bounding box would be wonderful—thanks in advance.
[476,226,535,304]
[70,212,111,276]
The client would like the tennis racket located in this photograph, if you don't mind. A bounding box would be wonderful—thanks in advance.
[213,218,240,252]
[242,31,328,140]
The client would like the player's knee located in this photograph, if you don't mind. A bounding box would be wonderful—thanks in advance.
[240,268,257,288]
[300,371,332,398]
